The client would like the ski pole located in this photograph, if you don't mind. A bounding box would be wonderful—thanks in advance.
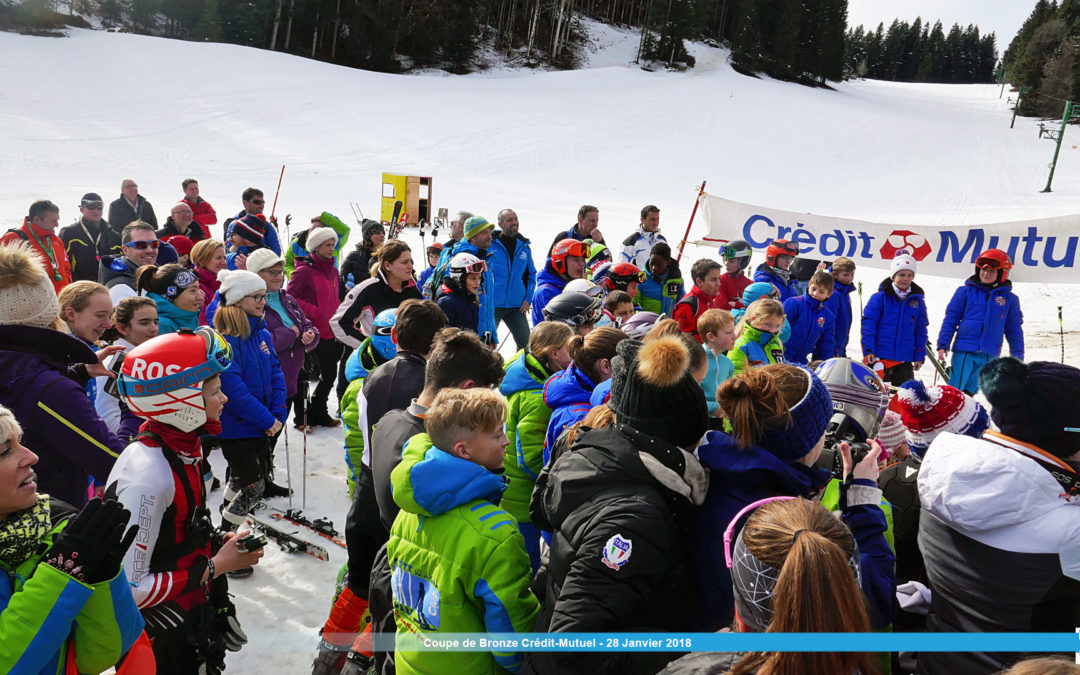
[302,389,310,511]
[350,202,364,226]
[283,416,293,511]
[857,281,864,317]
[1060,305,1065,363]
[269,164,286,220]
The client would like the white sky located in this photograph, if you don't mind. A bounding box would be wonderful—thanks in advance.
[846,0,1033,50]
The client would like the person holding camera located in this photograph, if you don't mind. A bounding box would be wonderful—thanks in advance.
[688,364,898,632]
[106,329,264,674]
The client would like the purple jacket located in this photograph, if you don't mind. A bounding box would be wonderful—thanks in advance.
[264,288,320,398]
[0,325,125,506]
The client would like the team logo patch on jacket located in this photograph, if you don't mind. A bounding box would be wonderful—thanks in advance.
[817,317,826,327]
[995,296,1007,306]
[909,299,920,308]
[260,340,270,354]
[602,534,632,570]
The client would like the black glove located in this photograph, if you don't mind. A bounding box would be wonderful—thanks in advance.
[340,651,374,675]
[211,575,248,652]
[43,498,138,584]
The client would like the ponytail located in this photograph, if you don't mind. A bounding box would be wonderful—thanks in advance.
[566,326,625,384]
[716,364,811,448]
[528,321,573,375]
[134,264,158,295]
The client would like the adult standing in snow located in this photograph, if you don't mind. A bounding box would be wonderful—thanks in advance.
[531,238,588,325]
[108,178,157,230]
[918,358,1080,674]
[337,219,384,288]
[548,204,604,256]
[936,248,1024,395]
[191,239,227,325]
[2,200,72,294]
[157,202,209,242]
[0,242,125,507]
[490,208,536,352]
[620,204,666,270]
[60,193,121,283]
[283,213,351,279]
[222,188,281,255]
[180,178,217,230]
[99,221,159,304]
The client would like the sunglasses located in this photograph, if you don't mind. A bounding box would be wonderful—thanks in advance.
[248,199,265,205]
[82,203,104,210]
[123,240,160,250]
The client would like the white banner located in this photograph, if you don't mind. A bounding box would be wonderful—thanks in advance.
[694,193,1080,283]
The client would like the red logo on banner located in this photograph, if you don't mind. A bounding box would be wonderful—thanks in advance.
[880,230,932,261]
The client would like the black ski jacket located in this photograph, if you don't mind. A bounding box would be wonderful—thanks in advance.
[361,351,427,444]
[59,218,122,282]
[371,403,426,531]
[108,194,158,230]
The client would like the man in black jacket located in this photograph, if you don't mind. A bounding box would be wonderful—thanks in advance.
[60,192,121,282]
[108,179,157,230]
[156,202,209,242]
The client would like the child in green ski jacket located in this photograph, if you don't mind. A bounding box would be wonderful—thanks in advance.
[388,388,539,674]
[730,297,787,378]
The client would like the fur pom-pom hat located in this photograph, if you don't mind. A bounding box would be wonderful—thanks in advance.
[0,242,61,329]
[610,336,708,449]
[980,357,1080,459]
[896,379,989,457]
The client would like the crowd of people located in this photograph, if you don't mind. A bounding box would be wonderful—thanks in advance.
[0,182,1077,675]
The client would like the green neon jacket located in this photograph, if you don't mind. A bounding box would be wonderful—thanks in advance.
[499,350,556,523]
[730,324,785,378]
[389,434,539,674]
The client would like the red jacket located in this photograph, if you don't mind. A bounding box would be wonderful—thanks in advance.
[182,196,217,226]
[1,219,72,294]
[718,271,752,310]
[672,285,721,341]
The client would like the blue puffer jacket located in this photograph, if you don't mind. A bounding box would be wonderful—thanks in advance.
[937,277,1024,360]
[782,294,836,365]
[732,281,791,343]
[531,264,568,325]
[752,263,798,301]
[542,364,597,462]
[825,280,856,357]
[448,240,497,340]
[435,280,479,332]
[689,431,898,632]
[149,291,200,335]
[219,314,287,438]
[861,278,929,363]
[489,231,536,309]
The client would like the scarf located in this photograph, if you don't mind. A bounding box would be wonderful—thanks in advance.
[892,283,911,301]
[140,418,221,458]
[0,494,51,569]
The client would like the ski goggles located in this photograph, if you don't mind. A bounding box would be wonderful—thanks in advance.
[720,245,750,259]
[772,241,800,255]
[616,270,647,283]
[567,301,606,327]
[975,257,1006,270]
[766,288,781,300]
[117,327,232,398]
[561,241,589,259]
[123,239,160,250]
[459,259,487,275]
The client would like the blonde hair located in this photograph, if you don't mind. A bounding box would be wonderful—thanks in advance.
[191,239,225,269]
[213,304,251,339]
[1001,657,1080,675]
[716,364,809,449]
[832,256,856,275]
[58,280,109,316]
[0,404,22,444]
[425,388,507,451]
[528,322,573,373]
[697,308,734,342]
[737,297,784,337]
[563,403,617,447]
[643,318,681,342]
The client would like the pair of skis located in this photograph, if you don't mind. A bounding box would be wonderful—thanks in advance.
[246,503,346,562]
[924,341,951,382]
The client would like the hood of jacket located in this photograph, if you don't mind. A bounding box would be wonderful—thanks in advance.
[0,324,98,371]
[536,263,568,290]
[918,432,1070,534]
[343,337,386,381]
[697,429,830,498]
[99,254,137,285]
[500,350,549,397]
[543,363,595,410]
[149,291,199,326]
[538,424,709,530]
[390,432,507,517]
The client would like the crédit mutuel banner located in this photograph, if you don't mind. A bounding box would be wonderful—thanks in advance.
[694,193,1080,283]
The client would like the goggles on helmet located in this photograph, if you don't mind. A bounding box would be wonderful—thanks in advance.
[975,257,1005,270]
[720,245,751,259]
[117,327,232,398]
[460,259,487,275]
[560,240,589,259]
[773,241,799,255]
[566,300,605,327]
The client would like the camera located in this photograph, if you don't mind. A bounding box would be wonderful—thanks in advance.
[815,404,874,477]
[237,533,267,553]
[103,352,126,399]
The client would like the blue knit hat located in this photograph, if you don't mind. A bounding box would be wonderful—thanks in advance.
[760,369,833,462]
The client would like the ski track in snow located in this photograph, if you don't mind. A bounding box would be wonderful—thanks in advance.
[4,18,1080,671]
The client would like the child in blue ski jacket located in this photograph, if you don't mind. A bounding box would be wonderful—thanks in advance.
[782,270,837,365]
[825,256,857,357]
[861,252,929,387]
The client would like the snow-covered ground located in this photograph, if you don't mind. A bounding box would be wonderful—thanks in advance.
[3,20,1080,672]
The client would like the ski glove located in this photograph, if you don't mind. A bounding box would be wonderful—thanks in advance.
[212,574,248,652]
[42,498,138,584]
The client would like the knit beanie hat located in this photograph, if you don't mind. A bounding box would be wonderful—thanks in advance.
[875,410,906,457]
[306,227,339,253]
[217,269,266,306]
[361,219,385,245]
[245,248,283,275]
[759,369,833,462]
[164,234,193,257]
[0,242,60,329]
[463,216,494,242]
[609,336,708,449]
[895,380,989,457]
[891,250,917,278]
[233,214,266,246]
[980,357,1080,459]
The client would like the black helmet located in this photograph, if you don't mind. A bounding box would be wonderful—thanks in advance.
[541,291,605,327]
[720,239,753,271]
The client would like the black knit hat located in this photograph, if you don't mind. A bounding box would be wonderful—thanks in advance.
[609,336,708,449]
[980,357,1080,459]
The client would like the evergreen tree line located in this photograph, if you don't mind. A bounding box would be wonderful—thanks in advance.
[845,19,997,84]
[1001,0,1080,119]
[4,0,849,82]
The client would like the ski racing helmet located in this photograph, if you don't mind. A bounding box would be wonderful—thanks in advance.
[721,239,753,271]
[550,239,589,277]
[585,240,612,267]
[603,262,645,292]
[448,252,487,288]
[118,327,232,432]
[813,358,891,443]
[564,278,606,298]
[371,308,399,361]
[542,291,605,328]
[619,311,663,339]
[765,239,799,267]
[975,248,1013,283]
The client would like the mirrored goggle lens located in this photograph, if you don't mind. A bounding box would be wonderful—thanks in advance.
[975,258,1002,270]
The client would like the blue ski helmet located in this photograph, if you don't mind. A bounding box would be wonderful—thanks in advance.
[371,308,398,361]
